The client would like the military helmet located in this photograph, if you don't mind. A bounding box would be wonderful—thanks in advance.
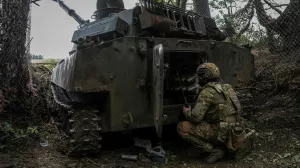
[196,63,220,79]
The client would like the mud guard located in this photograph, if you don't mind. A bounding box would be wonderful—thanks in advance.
[152,44,164,139]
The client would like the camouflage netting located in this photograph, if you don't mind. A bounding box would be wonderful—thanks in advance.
[190,0,300,128]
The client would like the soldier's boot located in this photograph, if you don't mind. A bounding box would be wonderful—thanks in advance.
[205,148,226,164]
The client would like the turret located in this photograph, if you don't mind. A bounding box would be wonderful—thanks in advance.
[52,0,226,45]
[94,0,125,20]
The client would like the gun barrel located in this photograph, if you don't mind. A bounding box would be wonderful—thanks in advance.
[53,0,87,25]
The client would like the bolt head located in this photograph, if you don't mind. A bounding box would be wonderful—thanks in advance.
[164,64,169,69]
[163,115,168,121]
[140,49,146,56]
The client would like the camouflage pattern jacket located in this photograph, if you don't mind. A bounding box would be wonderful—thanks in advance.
[184,82,242,125]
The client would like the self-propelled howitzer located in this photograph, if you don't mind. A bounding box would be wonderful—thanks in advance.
[51,0,254,156]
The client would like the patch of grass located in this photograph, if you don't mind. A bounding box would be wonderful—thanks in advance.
[43,59,58,70]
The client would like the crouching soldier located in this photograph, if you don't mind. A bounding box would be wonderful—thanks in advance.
[177,63,256,163]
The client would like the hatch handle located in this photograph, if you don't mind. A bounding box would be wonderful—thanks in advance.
[176,40,192,47]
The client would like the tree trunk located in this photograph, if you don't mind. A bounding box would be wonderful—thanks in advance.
[254,0,300,50]
[180,0,188,9]
[0,0,31,114]
[193,0,211,17]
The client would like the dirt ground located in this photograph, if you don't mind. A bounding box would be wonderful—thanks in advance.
[0,118,299,168]
[1,91,300,168]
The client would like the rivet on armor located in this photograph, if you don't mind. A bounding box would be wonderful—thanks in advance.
[138,42,147,56]
[110,73,116,81]
[210,42,216,49]
[163,115,168,121]
[136,78,146,88]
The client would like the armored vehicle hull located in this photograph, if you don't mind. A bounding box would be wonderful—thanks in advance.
[51,0,254,156]
[51,37,254,155]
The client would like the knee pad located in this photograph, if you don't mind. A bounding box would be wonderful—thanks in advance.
[177,121,193,136]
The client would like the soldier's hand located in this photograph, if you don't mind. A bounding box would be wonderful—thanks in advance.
[183,106,191,114]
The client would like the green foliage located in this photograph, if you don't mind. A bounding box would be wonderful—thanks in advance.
[0,122,40,150]
[44,59,57,64]
[43,59,57,70]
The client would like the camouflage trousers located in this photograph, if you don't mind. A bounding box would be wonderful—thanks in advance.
[177,121,224,153]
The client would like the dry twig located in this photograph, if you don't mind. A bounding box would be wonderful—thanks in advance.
[86,157,101,167]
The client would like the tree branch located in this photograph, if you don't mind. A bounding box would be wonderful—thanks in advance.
[30,0,40,6]
[223,2,231,16]
[176,0,181,7]
[236,6,255,38]
[263,0,283,14]
[180,0,187,9]
[234,0,254,18]
[255,0,300,37]
[254,0,273,28]
[265,4,288,10]
[223,15,236,37]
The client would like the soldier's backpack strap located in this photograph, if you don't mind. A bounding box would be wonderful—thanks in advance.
[205,83,242,112]
[221,84,242,113]
[224,84,242,113]
[205,82,224,94]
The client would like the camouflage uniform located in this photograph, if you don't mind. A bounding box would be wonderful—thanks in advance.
[177,82,242,153]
